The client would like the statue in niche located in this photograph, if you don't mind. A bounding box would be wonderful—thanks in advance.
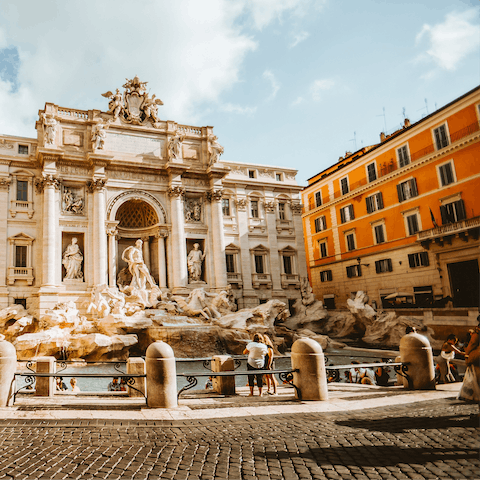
[167,130,185,161]
[121,239,156,291]
[187,243,206,282]
[41,113,57,146]
[208,134,224,165]
[101,88,123,119]
[91,120,108,149]
[63,188,85,214]
[62,238,84,280]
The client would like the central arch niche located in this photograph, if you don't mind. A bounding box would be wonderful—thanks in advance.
[116,199,159,229]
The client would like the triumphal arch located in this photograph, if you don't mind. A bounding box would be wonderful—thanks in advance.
[0,76,307,314]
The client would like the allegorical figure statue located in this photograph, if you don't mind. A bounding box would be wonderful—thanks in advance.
[62,238,83,280]
[208,134,224,165]
[101,88,123,119]
[167,130,185,161]
[41,113,57,146]
[121,239,156,290]
[187,243,205,282]
[91,121,108,150]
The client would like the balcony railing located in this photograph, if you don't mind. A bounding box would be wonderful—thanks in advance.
[417,216,480,241]
[306,121,480,212]
[252,273,272,289]
[227,272,243,285]
[8,266,34,285]
[281,273,300,289]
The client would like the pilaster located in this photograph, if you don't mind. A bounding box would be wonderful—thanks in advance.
[0,177,11,306]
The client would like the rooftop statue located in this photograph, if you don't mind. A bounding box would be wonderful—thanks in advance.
[208,134,224,165]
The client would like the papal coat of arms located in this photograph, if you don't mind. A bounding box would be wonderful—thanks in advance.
[101,76,163,126]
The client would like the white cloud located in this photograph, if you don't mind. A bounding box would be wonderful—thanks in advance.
[0,0,260,137]
[244,0,307,30]
[310,79,335,101]
[291,96,304,106]
[220,103,257,115]
[289,31,310,48]
[262,70,280,100]
[416,8,480,71]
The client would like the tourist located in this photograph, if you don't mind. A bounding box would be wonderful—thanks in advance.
[375,362,390,386]
[108,377,121,392]
[262,334,277,395]
[205,376,213,389]
[56,377,68,391]
[119,378,127,391]
[243,333,268,396]
[348,361,361,383]
[458,316,480,404]
[360,367,376,385]
[405,326,417,335]
[437,334,463,383]
[70,378,80,393]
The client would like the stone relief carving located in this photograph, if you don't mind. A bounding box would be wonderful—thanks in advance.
[0,178,11,190]
[285,173,296,180]
[259,169,274,178]
[206,189,223,202]
[41,113,57,146]
[264,201,275,213]
[101,76,163,127]
[91,120,109,150]
[62,238,84,280]
[35,175,60,192]
[184,198,202,223]
[187,243,205,282]
[0,139,14,150]
[167,186,185,198]
[167,130,185,161]
[235,198,247,210]
[106,225,118,237]
[208,135,224,166]
[86,179,106,192]
[62,187,85,215]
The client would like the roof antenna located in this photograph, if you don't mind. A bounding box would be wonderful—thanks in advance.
[424,98,429,115]
[349,131,357,151]
[377,107,387,134]
[402,107,406,120]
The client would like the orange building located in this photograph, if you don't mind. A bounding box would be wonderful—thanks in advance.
[302,86,480,323]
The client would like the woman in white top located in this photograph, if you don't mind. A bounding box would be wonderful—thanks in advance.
[243,333,268,396]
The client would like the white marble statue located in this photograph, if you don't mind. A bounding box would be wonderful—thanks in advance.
[101,88,123,119]
[121,239,156,290]
[187,243,205,282]
[62,238,84,280]
[41,113,57,146]
[63,188,84,214]
[208,135,224,165]
[167,130,185,161]
[91,121,108,149]
[142,94,163,122]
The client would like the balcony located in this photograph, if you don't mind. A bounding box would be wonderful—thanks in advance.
[252,273,272,289]
[417,216,480,248]
[227,272,243,286]
[281,273,300,289]
[8,266,34,285]
[10,200,34,219]
[276,219,293,234]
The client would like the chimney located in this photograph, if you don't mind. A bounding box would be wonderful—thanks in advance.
[380,132,386,142]
[404,118,411,127]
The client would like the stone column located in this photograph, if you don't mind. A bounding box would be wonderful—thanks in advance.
[264,199,282,295]
[156,232,167,288]
[291,203,308,277]
[89,180,107,286]
[142,236,151,271]
[168,187,187,290]
[207,189,227,290]
[106,226,118,288]
[0,178,11,308]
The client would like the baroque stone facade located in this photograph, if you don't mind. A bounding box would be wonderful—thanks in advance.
[0,77,306,313]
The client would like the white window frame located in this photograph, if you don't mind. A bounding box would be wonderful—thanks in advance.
[318,239,328,258]
[248,169,257,179]
[365,162,378,183]
[222,197,231,217]
[340,204,354,223]
[366,191,384,214]
[370,219,387,245]
[436,159,457,188]
[396,143,410,168]
[250,199,260,218]
[9,170,35,219]
[397,177,418,202]
[319,270,333,282]
[344,228,357,252]
[402,207,422,236]
[275,173,283,182]
[7,233,35,286]
[432,123,450,150]
[314,215,327,233]
[278,202,287,221]
[340,176,349,195]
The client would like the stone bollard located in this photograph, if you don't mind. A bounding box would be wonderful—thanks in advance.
[0,337,17,406]
[127,357,146,398]
[400,333,436,390]
[35,356,56,397]
[211,355,235,395]
[146,341,177,408]
[291,338,328,401]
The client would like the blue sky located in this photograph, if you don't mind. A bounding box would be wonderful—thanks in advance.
[0,0,478,184]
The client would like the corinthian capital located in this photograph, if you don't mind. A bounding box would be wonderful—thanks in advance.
[86,179,107,192]
[291,203,303,215]
[206,189,223,202]
[0,177,11,190]
[167,186,186,198]
[35,175,60,192]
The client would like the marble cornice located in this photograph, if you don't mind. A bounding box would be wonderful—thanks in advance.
[206,163,230,181]
[36,148,64,166]
[87,152,114,167]
[165,161,190,175]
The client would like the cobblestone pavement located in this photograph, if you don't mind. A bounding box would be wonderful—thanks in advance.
[0,399,478,480]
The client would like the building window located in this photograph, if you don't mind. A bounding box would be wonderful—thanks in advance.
[340,177,349,195]
[314,215,327,233]
[225,253,235,273]
[440,199,466,225]
[340,204,354,223]
[276,173,282,181]
[248,170,256,179]
[222,198,230,216]
[375,258,392,273]
[433,124,449,150]
[346,232,356,251]
[366,192,384,213]
[406,213,420,235]
[374,224,386,244]
[251,200,259,218]
[408,252,429,268]
[278,203,286,220]
[437,161,455,187]
[320,270,332,282]
[414,286,433,307]
[16,180,28,202]
[346,265,362,278]
[318,240,328,258]
[397,178,418,202]
[254,255,264,274]
[18,145,28,155]
[14,298,27,308]
[15,245,27,267]
[283,255,293,275]
[366,162,377,183]
[397,145,410,168]
[315,191,322,207]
